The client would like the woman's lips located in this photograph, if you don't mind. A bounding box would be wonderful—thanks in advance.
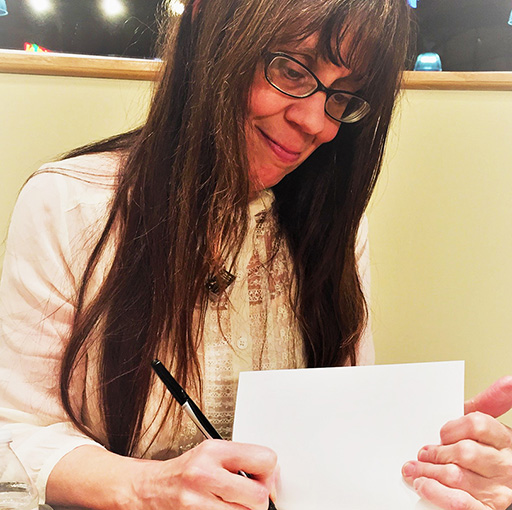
[257,128,302,164]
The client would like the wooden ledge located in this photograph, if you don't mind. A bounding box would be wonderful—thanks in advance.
[0,50,160,81]
[1,50,512,90]
[403,71,512,91]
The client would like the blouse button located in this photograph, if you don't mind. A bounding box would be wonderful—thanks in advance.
[237,337,249,350]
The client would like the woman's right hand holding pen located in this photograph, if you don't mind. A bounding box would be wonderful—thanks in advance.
[47,439,278,510]
[133,439,278,509]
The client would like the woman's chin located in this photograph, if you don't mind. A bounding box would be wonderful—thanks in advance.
[249,167,294,193]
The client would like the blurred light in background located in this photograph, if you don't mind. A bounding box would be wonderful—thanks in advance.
[414,52,442,71]
[168,0,185,16]
[0,0,8,17]
[24,42,51,52]
[27,0,52,14]
[101,0,126,18]
[408,0,418,8]
[508,8,512,26]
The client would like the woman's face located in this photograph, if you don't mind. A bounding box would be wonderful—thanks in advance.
[246,36,361,192]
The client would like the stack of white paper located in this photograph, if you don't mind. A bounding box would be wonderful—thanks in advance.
[233,361,464,510]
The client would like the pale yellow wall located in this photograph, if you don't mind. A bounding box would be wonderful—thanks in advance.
[368,88,512,425]
[1,73,511,424]
[0,72,152,258]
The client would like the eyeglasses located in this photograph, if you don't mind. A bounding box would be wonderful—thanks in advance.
[264,52,371,124]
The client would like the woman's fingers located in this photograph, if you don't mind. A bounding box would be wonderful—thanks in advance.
[464,376,512,418]
[416,440,506,478]
[220,441,278,479]
[413,477,488,510]
[440,412,512,449]
[403,379,512,510]
[402,461,512,507]
[135,439,277,510]
[186,440,276,508]
[193,470,270,510]
[172,489,258,510]
[206,440,278,499]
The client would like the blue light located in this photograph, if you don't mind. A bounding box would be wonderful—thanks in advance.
[414,52,442,71]
[0,0,8,16]
[508,8,512,26]
[408,0,418,8]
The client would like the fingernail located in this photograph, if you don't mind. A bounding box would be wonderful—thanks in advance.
[413,477,425,492]
[270,483,277,502]
[418,448,428,461]
[402,462,415,478]
[270,465,279,501]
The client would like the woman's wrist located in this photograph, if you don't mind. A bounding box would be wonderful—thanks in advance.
[46,445,149,510]
[115,456,159,510]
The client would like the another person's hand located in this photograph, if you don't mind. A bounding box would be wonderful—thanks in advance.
[131,439,277,510]
[402,376,512,510]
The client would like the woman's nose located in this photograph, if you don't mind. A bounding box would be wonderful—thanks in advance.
[284,92,328,135]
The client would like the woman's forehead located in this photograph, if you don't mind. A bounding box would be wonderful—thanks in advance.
[275,33,367,84]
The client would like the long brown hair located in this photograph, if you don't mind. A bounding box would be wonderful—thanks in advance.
[60,0,411,456]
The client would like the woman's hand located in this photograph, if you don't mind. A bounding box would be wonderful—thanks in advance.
[47,439,277,510]
[129,439,277,510]
[402,376,512,510]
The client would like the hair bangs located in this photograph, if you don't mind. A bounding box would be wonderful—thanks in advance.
[267,0,345,53]
[264,0,408,102]
[322,1,407,92]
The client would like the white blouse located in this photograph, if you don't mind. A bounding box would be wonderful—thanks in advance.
[0,153,374,507]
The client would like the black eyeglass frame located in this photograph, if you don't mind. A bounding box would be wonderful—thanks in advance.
[264,51,371,124]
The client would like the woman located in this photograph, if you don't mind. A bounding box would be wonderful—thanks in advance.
[0,0,511,509]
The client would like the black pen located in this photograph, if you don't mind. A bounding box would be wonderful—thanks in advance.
[151,359,277,510]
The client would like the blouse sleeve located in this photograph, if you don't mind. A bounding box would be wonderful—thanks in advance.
[354,214,375,366]
[0,169,111,503]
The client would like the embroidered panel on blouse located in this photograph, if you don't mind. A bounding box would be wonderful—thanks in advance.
[202,190,306,441]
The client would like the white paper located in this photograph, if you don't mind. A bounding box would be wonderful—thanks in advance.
[233,361,464,510]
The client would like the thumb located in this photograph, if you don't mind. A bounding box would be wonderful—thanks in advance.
[464,376,512,417]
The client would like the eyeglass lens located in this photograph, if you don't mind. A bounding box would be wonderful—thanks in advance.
[266,55,369,123]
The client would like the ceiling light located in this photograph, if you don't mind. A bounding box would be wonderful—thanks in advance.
[101,0,126,18]
[27,0,52,14]
[168,0,185,16]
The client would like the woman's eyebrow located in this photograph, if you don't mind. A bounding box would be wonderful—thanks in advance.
[279,47,367,91]
[280,47,317,66]
[333,72,366,90]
